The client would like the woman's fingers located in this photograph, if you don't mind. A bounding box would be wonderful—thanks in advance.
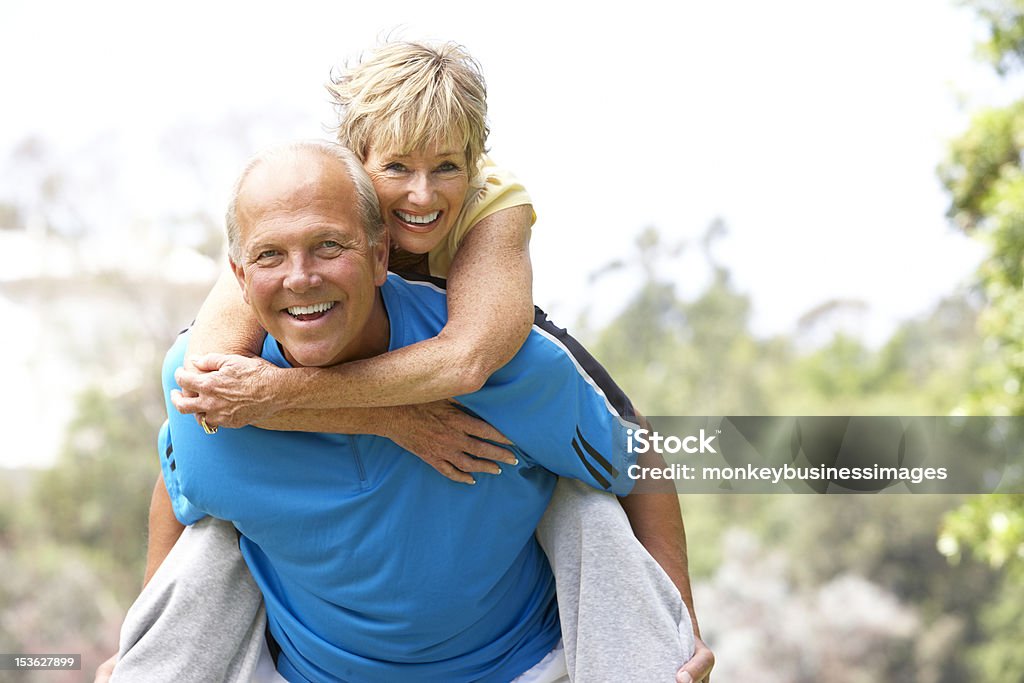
[447,400,513,445]
[170,389,202,415]
[174,366,201,394]
[461,435,518,466]
[433,461,477,485]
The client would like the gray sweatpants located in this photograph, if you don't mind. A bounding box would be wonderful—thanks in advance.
[113,478,694,682]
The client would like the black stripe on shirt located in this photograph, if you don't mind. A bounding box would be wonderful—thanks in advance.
[572,438,611,490]
[389,270,450,289]
[532,310,638,422]
[575,426,619,479]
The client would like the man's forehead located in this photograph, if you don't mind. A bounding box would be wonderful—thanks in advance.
[240,150,345,203]
[237,152,358,235]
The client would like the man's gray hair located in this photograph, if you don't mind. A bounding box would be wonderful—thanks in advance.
[225,140,385,263]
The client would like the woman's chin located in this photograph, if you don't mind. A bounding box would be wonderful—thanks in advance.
[391,224,450,255]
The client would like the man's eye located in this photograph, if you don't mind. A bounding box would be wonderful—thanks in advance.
[257,250,279,260]
[320,240,341,249]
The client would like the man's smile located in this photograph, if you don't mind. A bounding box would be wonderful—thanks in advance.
[284,301,336,321]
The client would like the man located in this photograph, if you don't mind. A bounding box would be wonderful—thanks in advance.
[108,140,705,682]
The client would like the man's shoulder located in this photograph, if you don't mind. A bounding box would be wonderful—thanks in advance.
[385,270,449,296]
[161,330,191,388]
[382,272,451,347]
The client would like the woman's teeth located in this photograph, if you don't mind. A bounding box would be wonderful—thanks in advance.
[396,210,440,224]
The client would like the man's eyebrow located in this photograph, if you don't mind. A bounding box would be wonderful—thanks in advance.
[244,240,277,258]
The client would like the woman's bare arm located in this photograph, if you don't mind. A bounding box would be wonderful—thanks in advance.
[186,268,266,360]
[144,473,185,587]
[173,204,535,425]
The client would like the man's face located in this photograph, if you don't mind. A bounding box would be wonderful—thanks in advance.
[231,152,389,368]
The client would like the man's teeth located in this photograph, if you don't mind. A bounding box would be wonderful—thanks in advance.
[396,210,440,224]
[287,302,335,316]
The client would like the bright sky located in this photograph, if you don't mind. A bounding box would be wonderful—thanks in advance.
[0,0,1005,467]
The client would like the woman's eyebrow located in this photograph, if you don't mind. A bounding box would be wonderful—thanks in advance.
[386,149,462,159]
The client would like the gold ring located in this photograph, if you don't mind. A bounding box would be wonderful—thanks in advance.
[200,415,218,435]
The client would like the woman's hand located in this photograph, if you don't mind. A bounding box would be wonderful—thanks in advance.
[382,400,518,485]
[94,653,116,682]
[172,353,282,429]
[676,636,714,682]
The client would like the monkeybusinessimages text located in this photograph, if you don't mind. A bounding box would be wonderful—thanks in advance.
[625,428,949,486]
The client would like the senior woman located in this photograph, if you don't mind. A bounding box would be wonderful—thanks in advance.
[116,42,713,682]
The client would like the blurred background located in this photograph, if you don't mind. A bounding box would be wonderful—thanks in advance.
[1,0,1023,680]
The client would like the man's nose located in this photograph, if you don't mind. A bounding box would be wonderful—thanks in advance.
[283,255,323,292]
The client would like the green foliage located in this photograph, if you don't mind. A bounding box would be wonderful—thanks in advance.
[589,226,983,418]
[940,102,1024,232]
[933,2,1024,679]
[679,494,994,683]
[968,575,1024,680]
[940,20,1024,418]
[941,494,1024,571]
[0,359,165,676]
[941,0,1024,586]
[582,220,995,680]
[962,0,1024,74]
[32,376,162,582]
[587,225,778,415]
[0,540,124,683]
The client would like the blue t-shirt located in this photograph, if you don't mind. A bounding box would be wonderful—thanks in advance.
[159,273,637,683]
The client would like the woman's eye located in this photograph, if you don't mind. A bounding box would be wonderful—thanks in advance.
[385,162,407,173]
[437,161,461,173]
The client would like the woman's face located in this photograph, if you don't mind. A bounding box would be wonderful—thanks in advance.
[363,143,470,255]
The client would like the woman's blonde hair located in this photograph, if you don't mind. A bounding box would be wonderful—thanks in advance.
[327,41,489,172]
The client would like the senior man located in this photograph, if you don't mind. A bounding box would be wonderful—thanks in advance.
[110,140,700,682]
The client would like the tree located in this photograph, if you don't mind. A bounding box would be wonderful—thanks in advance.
[936,2,1024,679]
[938,0,1024,557]
[939,2,1024,417]
[585,222,777,415]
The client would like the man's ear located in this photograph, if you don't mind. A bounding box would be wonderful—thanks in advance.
[371,232,390,286]
[229,258,251,305]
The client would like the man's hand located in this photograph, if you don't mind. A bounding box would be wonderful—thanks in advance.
[172,353,281,429]
[676,636,714,683]
[94,653,116,682]
[383,400,518,485]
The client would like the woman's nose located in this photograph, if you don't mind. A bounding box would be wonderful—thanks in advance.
[406,172,435,206]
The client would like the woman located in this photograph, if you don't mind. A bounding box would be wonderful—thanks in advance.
[138,41,711,682]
